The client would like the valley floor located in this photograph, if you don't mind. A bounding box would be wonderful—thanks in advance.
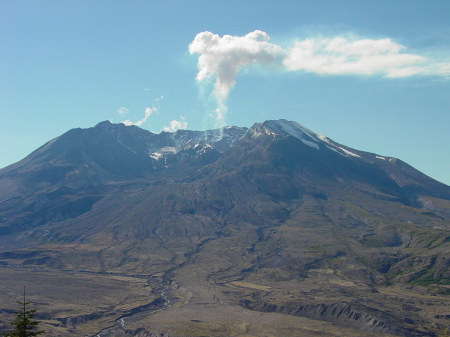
[3,264,449,337]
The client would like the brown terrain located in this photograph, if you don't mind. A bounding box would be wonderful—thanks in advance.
[1,120,450,336]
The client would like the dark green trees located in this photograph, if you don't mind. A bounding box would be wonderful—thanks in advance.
[2,288,44,337]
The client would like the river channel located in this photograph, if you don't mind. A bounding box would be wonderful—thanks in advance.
[91,279,173,337]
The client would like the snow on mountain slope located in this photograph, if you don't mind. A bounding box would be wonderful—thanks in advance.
[250,119,362,158]
[51,120,362,166]
[151,126,248,157]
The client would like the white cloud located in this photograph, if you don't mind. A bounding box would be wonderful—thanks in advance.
[283,37,426,77]
[189,31,450,123]
[189,30,282,101]
[122,107,157,126]
[118,107,129,115]
[163,117,188,132]
[189,30,282,125]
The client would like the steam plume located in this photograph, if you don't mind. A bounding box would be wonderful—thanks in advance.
[118,107,129,115]
[163,117,188,132]
[189,30,282,125]
[190,30,450,124]
[122,107,157,126]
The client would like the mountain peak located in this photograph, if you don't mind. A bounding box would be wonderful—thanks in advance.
[249,119,325,150]
[248,119,368,160]
[94,120,113,128]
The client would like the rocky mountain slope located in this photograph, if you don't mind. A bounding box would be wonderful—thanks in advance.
[1,119,450,336]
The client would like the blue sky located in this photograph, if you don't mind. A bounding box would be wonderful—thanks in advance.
[1,0,449,185]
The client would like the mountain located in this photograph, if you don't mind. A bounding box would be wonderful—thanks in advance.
[1,120,450,337]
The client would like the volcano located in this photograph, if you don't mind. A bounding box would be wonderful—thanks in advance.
[1,120,449,337]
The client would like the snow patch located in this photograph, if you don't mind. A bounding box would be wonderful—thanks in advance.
[149,147,177,160]
[316,133,332,145]
[149,152,163,160]
[326,145,340,153]
[249,125,275,138]
[338,147,361,158]
[264,120,320,149]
